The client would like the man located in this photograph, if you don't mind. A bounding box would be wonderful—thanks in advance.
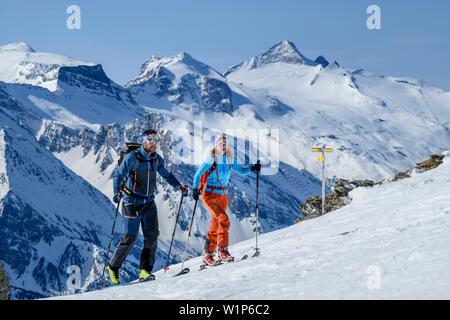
[107,129,187,285]
[192,136,261,265]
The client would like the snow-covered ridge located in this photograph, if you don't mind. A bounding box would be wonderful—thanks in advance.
[0,42,35,53]
[125,51,237,114]
[0,42,143,127]
[54,152,450,300]
[0,42,94,91]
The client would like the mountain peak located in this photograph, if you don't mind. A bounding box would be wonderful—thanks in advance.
[314,55,329,68]
[225,40,317,76]
[127,51,222,88]
[137,52,200,75]
[268,40,300,56]
[0,42,35,53]
[174,51,193,61]
[257,40,317,66]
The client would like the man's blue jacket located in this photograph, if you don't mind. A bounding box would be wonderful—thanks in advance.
[113,146,181,204]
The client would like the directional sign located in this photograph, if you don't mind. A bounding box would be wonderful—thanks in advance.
[311,147,334,153]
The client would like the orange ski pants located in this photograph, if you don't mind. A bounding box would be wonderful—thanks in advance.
[202,191,230,253]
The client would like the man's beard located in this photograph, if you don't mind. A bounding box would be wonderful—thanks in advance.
[144,145,156,153]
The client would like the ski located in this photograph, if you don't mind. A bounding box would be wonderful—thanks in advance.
[100,276,155,290]
[198,254,249,271]
[173,267,190,277]
[224,254,249,262]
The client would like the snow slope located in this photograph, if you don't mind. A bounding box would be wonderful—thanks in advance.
[53,152,450,300]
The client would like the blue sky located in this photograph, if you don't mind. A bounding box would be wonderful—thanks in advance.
[1,0,449,90]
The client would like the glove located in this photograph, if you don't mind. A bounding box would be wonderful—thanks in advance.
[179,185,189,197]
[192,188,201,201]
[250,162,261,172]
[113,192,121,204]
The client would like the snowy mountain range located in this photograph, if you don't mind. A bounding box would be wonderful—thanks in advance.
[0,40,449,299]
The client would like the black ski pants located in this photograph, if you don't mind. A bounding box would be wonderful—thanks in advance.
[109,200,159,272]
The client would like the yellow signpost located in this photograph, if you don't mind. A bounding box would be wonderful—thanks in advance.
[311,146,334,215]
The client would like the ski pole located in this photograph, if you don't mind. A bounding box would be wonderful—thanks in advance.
[101,193,122,286]
[178,198,199,274]
[253,160,261,257]
[163,187,186,273]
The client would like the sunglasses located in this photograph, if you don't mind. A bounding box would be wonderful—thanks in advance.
[143,133,157,145]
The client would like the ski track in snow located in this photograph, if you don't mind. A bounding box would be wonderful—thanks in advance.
[52,153,450,300]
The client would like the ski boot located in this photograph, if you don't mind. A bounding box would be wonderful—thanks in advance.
[199,250,222,270]
[218,244,234,262]
[202,250,218,266]
[139,269,155,282]
[107,265,120,285]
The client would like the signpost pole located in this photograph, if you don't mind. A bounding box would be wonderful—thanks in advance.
[311,146,334,216]
[321,146,325,215]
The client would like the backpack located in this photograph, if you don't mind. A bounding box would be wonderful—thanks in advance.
[198,150,231,194]
[118,143,142,166]
[118,142,159,198]
[198,162,218,193]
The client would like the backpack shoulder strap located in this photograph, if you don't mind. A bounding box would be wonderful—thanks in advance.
[120,151,141,191]
[199,160,216,191]
[207,160,217,176]
[152,153,160,170]
[131,150,141,173]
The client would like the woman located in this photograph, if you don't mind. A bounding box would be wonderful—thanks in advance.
[192,136,260,265]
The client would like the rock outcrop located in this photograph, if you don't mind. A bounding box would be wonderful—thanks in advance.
[0,261,10,300]
[392,154,444,181]
[297,179,376,222]
[296,154,445,223]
